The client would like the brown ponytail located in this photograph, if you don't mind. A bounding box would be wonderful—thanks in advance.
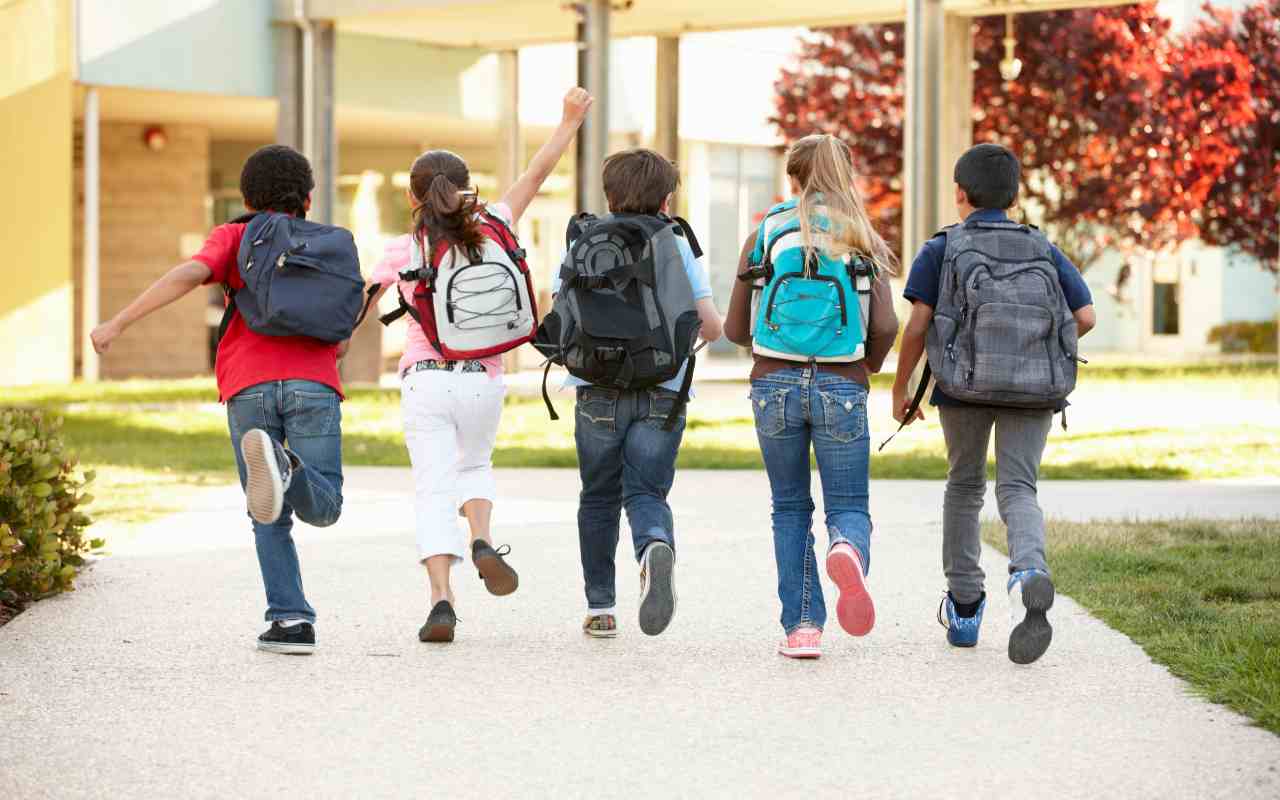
[408,150,486,259]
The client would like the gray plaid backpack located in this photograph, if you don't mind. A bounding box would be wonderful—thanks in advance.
[924,219,1080,406]
[533,212,703,429]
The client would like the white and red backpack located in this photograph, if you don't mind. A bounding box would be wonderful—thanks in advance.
[381,209,538,359]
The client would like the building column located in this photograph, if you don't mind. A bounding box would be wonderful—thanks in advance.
[81,88,101,382]
[903,0,943,263]
[276,15,337,224]
[575,0,610,215]
[654,36,679,163]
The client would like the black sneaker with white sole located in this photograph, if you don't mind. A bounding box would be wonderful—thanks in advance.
[472,539,518,596]
[638,542,676,636]
[241,428,294,525]
[419,600,457,643]
[257,621,315,655]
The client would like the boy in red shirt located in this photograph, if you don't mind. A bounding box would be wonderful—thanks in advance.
[92,145,345,655]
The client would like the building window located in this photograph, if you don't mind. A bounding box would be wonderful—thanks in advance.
[1152,281,1179,336]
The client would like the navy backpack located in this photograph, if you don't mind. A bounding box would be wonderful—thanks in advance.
[217,212,373,345]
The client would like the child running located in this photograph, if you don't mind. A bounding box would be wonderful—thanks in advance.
[91,145,357,655]
[541,148,723,638]
[368,87,593,643]
[891,143,1096,664]
[724,134,899,659]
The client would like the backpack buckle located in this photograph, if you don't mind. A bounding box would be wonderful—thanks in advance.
[594,346,626,362]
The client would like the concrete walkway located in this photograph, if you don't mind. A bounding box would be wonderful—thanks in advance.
[2,471,1277,799]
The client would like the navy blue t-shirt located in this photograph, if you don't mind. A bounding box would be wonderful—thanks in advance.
[903,208,1093,407]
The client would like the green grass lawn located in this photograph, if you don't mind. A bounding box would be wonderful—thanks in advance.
[3,362,1276,531]
[983,517,1280,736]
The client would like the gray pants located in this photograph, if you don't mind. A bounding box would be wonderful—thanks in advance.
[939,405,1054,603]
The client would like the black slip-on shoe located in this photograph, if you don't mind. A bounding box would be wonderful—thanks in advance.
[257,621,315,655]
[419,600,457,643]
[472,540,519,597]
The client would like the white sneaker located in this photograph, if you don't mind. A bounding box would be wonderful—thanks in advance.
[240,429,292,524]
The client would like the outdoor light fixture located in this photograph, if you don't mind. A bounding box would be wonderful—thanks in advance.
[1000,13,1023,82]
[142,126,167,152]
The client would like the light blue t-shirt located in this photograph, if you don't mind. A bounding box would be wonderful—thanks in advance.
[551,235,712,394]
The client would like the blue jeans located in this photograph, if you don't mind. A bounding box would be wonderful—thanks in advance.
[574,385,686,610]
[226,380,345,623]
[751,368,872,633]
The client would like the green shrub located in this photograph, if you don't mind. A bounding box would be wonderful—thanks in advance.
[0,408,101,605]
[1207,320,1278,354]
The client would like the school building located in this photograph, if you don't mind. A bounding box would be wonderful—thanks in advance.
[8,0,1217,389]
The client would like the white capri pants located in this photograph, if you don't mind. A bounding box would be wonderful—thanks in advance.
[400,368,505,563]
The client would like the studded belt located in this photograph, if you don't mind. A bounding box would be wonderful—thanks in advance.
[401,358,488,378]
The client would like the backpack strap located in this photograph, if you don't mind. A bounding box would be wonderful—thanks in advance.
[877,361,931,451]
[666,215,704,259]
[215,212,266,350]
[662,353,695,431]
[478,209,528,265]
[541,360,560,421]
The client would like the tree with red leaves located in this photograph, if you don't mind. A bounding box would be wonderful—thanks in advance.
[771,3,1261,271]
[1187,0,1279,266]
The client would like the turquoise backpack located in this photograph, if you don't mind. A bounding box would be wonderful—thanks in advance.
[741,199,875,363]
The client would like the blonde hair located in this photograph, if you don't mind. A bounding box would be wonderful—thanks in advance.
[786,134,897,276]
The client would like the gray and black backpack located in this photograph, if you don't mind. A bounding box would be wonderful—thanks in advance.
[533,212,703,429]
[925,219,1080,406]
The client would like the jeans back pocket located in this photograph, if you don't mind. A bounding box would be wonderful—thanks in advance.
[576,386,619,431]
[288,389,341,438]
[749,385,789,438]
[817,385,867,443]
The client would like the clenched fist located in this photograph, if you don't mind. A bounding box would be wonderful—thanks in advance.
[562,87,594,127]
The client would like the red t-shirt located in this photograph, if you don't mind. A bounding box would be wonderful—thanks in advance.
[194,222,343,403]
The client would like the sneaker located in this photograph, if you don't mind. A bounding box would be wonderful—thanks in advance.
[778,626,822,659]
[637,541,676,636]
[826,542,875,636]
[582,613,618,638]
[938,591,986,647]
[241,429,293,525]
[472,539,518,596]
[257,621,315,655]
[419,600,457,643]
[1008,569,1055,664]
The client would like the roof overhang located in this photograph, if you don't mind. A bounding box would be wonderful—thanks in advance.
[279,0,1137,50]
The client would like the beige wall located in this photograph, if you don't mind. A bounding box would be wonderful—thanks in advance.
[85,123,212,379]
[0,0,74,387]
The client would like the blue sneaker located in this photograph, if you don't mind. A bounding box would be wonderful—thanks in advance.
[938,592,986,647]
[1007,569,1055,664]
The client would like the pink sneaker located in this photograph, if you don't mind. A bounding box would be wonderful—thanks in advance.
[778,626,822,659]
[827,543,876,636]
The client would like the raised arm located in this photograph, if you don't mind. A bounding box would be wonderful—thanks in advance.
[91,260,212,353]
[500,87,593,224]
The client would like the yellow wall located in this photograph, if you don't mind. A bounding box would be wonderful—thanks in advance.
[0,0,73,387]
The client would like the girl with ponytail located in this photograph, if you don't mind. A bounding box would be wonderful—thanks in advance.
[367,87,593,643]
[723,133,900,659]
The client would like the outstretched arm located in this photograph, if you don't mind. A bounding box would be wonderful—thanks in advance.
[500,87,593,224]
[91,260,212,353]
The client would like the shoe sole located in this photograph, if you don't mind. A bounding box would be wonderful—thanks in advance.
[583,627,618,639]
[419,622,456,643]
[638,544,676,636]
[826,548,875,636]
[257,641,314,655]
[947,634,978,648]
[778,646,821,659]
[475,551,519,597]
[1009,574,1055,664]
[241,429,284,525]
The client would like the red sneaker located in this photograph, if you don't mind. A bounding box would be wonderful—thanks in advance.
[827,543,875,636]
[778,626,822,659]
